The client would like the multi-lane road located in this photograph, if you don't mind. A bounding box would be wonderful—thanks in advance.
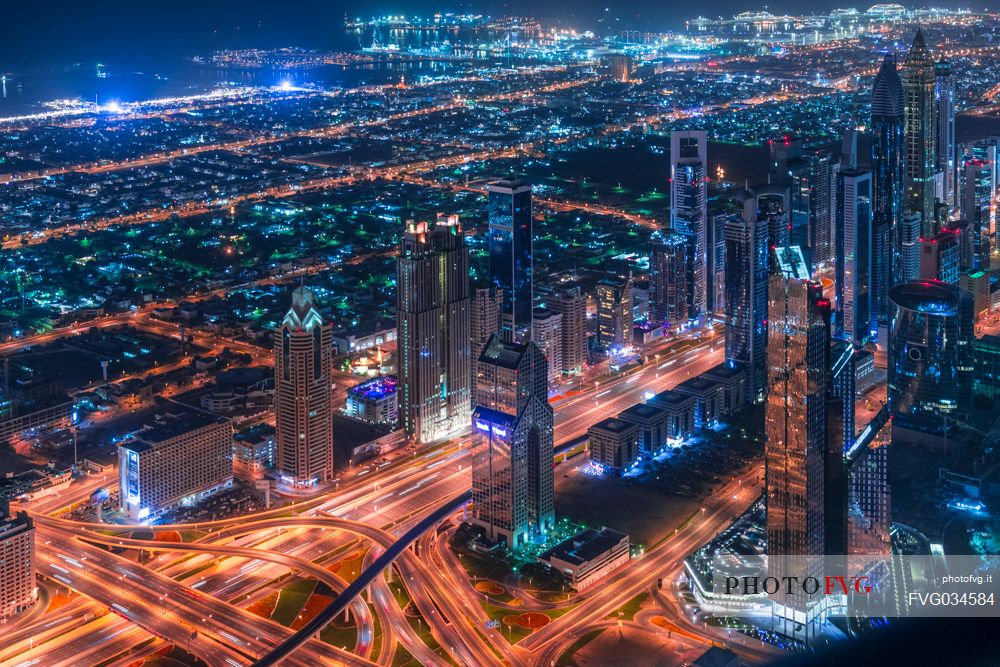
[5,329,744,667]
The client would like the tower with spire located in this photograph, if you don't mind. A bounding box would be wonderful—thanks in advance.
[274,285,335,487]
[871,53,904,329]
[902,28,938,237]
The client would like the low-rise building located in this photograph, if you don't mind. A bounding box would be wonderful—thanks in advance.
[617,403,669,456]
[648,389,696,441]
[0,510,35,620]
[118,407,233,521]
[333,319,397,354]
[588,418,639,471]
[538,528,630,591]
[701,364,747,416]
[233,424,276,481]
[345,375,398,426]
[960,269,990,324]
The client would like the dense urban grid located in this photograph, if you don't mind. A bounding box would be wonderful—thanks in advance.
[3,3,1000,666]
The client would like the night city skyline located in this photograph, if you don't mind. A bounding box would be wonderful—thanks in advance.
[3,3,1000,667]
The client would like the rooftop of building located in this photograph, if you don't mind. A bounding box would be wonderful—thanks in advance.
[349,375,398,400]
[649,389,695,408]
[539,527,628,567]
[486,178,530,193]
[702,363,745,383]
[478,333,528,370]
[889,280,966,316]
[618,402,667,421]
[235,422,276,442]
[676,375,720,395]
[122,407,229,452]
[589,417,636,434]
[692,646,740,667]
[0,510,32,538]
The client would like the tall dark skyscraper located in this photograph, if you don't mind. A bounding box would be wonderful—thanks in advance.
[670,130,708,321]
[935,58,957,208]
[274,286,334,486]
[725,189,770,403]
[962,158,995,270]
[649,233,688,331]
[807,149,835,265]
[546,287,587,375]
[871,54,905,328]
[487,178,533,343]
[396,216,472,444]
[472,335,554,546]
[756,184,790,250]
[903,29,938,236]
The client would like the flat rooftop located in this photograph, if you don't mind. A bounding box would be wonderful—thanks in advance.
[540,527,628,567]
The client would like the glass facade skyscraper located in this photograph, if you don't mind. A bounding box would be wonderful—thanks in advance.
[935,58,957,209]
[487,178,533,343]
[871,54,904,327]
[472,335,554,547]
[670,130,708,321]
[836,169,873,343]
[396,216,472,444]
[903,29,938,237]
[888,281,974,445]
[765,246,834,639]
[725,189,770,403]
[649,233,688,331]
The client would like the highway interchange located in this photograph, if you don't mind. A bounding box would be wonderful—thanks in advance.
[0,327,783,667]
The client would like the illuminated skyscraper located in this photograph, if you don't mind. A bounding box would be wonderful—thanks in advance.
[725,189,770,402]
[807,149,835,265]
[919,228,961,284]
[596,277,633,352]
[836,168,873,343]
[487,179,533,343]
[472,286,502,402]
[888,281,974,448]
[531,308,562,387]
[670,130,708,320]
[472,335,554,546]
[765,246,832,560]
[649,233,688,331]
[962,159,995,270]
[871,54,904,326]
[935,58,957,208]
[396,216,472,444]
[899,213,922,282]
[0,510,35,621]
[546,287,587,375]
[765,247,834,640]
[756,184,790,250]
[274,286,334,486]
[903,29,938,236]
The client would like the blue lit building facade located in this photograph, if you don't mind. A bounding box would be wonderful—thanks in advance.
[649,233,688,331]
[836,169,873,343]
[487,179,533,343]
[670,130,708,322]
[888,281,974,446]
[725,189,770,403]
[871,54,904,327]
[472,335,554,546]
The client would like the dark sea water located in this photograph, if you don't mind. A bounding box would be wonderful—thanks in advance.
[0,25,470,118]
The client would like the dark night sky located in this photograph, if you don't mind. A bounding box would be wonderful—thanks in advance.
[0,1,982,65]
